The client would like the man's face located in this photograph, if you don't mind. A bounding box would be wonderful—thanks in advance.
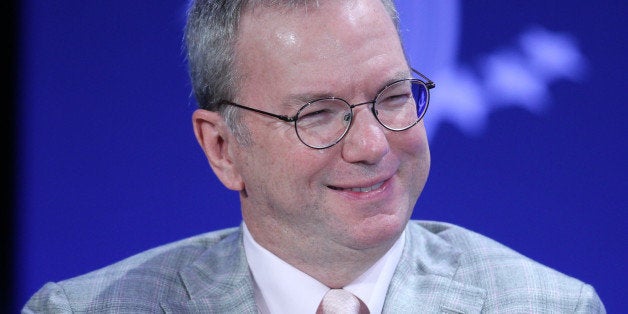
[233,0,430,257]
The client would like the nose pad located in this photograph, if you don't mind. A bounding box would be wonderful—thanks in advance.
[352,105,383,132]
[343,112,352,123]
[341,106,390,164]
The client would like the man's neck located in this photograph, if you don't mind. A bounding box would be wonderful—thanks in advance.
[243,222,407,313]
[244,218,401,288]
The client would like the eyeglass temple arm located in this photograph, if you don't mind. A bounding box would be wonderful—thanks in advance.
[411,68,436,90]
[221,101,296,122]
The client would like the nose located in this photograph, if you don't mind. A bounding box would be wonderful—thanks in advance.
[340,105,390,164]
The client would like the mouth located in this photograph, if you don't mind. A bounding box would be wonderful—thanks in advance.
[328,181,385,193]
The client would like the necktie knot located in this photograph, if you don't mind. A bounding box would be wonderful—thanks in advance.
[316,289,370,314]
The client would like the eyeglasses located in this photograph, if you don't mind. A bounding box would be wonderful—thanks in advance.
[220,68,435,149]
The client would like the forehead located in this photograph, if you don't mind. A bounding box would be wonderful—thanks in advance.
[235,0,408,105]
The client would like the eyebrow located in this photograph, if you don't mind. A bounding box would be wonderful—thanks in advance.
[390,69,412,82]
[285,92,336,106]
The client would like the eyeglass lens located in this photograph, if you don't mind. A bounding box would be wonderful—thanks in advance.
[295,79,428,149]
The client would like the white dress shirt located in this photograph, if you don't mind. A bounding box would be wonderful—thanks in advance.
[243,222,406,314]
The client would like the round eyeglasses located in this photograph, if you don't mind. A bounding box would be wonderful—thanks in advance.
[220,68,435,149]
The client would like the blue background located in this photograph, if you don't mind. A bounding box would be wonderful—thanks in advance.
[16,1,626,312]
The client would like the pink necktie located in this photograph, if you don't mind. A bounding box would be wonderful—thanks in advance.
[316,289,370,314]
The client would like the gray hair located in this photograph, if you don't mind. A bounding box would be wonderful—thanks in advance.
[184,0,400,143]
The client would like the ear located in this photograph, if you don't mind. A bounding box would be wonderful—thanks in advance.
[192,109,245,191]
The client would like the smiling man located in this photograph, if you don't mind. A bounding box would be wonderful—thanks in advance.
[23,0,605,313]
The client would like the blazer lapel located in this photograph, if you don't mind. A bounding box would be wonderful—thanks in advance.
[160,226,259,313]
[383,222,486,314]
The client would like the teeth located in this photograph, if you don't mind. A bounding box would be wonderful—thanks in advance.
[348,181,384,192]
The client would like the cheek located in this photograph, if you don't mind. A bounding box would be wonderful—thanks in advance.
[246,133,330,191]
[280,149,332,189]
[397,124,430,157]
[396,126,431,182]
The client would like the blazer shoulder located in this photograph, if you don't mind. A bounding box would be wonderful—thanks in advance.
[407,220,606,313]
[22,227,242,313]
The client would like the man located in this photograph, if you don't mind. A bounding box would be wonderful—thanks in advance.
[23,0,605,313]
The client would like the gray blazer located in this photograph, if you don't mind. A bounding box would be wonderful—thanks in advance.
[23,221,605,313]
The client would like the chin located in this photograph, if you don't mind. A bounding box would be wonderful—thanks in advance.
[351,213,408,249]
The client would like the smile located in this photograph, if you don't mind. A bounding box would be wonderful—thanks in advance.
[329,181,385,192]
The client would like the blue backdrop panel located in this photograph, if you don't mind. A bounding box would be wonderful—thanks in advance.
[17,1,626,312]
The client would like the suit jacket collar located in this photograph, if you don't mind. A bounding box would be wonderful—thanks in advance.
[160,222,487,313]
[383,221,487,313]
[161,226,259,313]
[383,221,486,313]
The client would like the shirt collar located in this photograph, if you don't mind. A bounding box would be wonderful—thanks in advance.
[243,222,406,314]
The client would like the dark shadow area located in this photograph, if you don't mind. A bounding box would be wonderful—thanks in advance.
[3,0,17,312]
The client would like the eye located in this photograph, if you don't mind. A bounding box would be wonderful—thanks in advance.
[300,108,330,119]
[377,92,412,110]
[377,81,416,109]
[297,99,348,126]
[297,106,338,128]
